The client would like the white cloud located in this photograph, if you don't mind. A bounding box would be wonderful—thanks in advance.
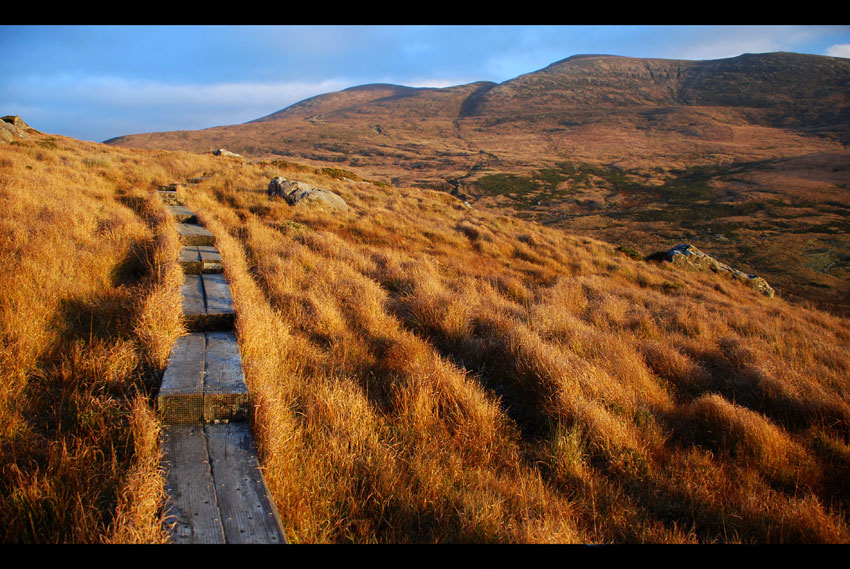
[826,43,850,58]
[1,74,356,140]
[48,75,352,111]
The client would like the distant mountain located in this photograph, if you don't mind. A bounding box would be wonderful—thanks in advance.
[106,52,850,315]
[106,52,850,183]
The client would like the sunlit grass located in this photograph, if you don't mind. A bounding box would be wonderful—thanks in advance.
[3,130,849,543]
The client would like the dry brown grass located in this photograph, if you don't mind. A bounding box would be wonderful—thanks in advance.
[0,134,215,542]
[177,159,850,543]
[3,132,850,543]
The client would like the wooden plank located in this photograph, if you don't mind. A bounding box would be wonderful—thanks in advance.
[161,424,226,544]
[177,223,216,246]
[204,423,288,544]
[204,331,249,423]
[178,246,203,275]
[198,245,223,273]
[166,205,197,223]
[180,246,223,274]
[157,333,205,424]
[181,273,235,331]
[181,274,206,322]
[202,273,235,329]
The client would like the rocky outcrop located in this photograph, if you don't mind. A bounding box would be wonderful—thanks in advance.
[665,244,775,297]
[212,148,241,158]
[267,177,349,212]
[1,115,34,143]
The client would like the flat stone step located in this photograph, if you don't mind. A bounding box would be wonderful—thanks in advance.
[179,245,223,274]
[158,331,249,424]
[161,422,287,544]
[177,223,216,247]
[167,205,197,224]
[182,273,235,331]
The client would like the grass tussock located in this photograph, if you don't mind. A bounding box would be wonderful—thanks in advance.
[178,158,850,543]
[0,134,209,542]
[3,132,850,543]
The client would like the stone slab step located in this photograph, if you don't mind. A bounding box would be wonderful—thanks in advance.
[177,223,216,247]
[167,205,197,224]
[161,422,287,544]
[157,331,249,424]
[179,245,223,274]
[182,273,235,331]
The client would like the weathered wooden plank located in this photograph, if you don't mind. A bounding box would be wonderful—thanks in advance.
[161,424,226,544]
[166,205,197,223]
[204,331,249,423]
[202,273,235,324]
[205,423,288,544]
[181,274,206,322]
[158,333,205,424]
[177,222,216,246]
[178,246,203,275]
[179,245,223,274]
[198,245,223,273]
[181,273,235,331]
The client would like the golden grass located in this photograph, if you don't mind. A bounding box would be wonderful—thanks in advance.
[0,134,208,542]
[175,158,850,543]
[3,131,850,543]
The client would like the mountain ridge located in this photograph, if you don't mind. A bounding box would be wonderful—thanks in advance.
[104,51,850,316]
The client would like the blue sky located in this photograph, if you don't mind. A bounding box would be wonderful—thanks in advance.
[2,25,849,143]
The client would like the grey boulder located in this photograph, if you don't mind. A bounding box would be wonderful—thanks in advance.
[665,243,775,297]
[267,177,349,212]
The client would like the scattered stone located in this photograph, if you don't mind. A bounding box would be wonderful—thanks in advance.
[665,243,775,297]
[267,177,349,211]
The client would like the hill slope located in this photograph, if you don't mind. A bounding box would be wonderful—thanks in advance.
[105,52,850,316]
[4,127,850,542]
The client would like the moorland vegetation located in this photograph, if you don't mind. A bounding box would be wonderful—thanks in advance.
[2,127,850,543]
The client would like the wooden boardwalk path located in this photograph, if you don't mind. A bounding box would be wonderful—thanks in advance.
[156,184,287,544]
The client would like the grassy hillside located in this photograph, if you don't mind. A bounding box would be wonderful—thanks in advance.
[3,130,850,543]
[105,53,850,317]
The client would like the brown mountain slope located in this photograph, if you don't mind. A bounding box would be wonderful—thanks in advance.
[105,52,850,315]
